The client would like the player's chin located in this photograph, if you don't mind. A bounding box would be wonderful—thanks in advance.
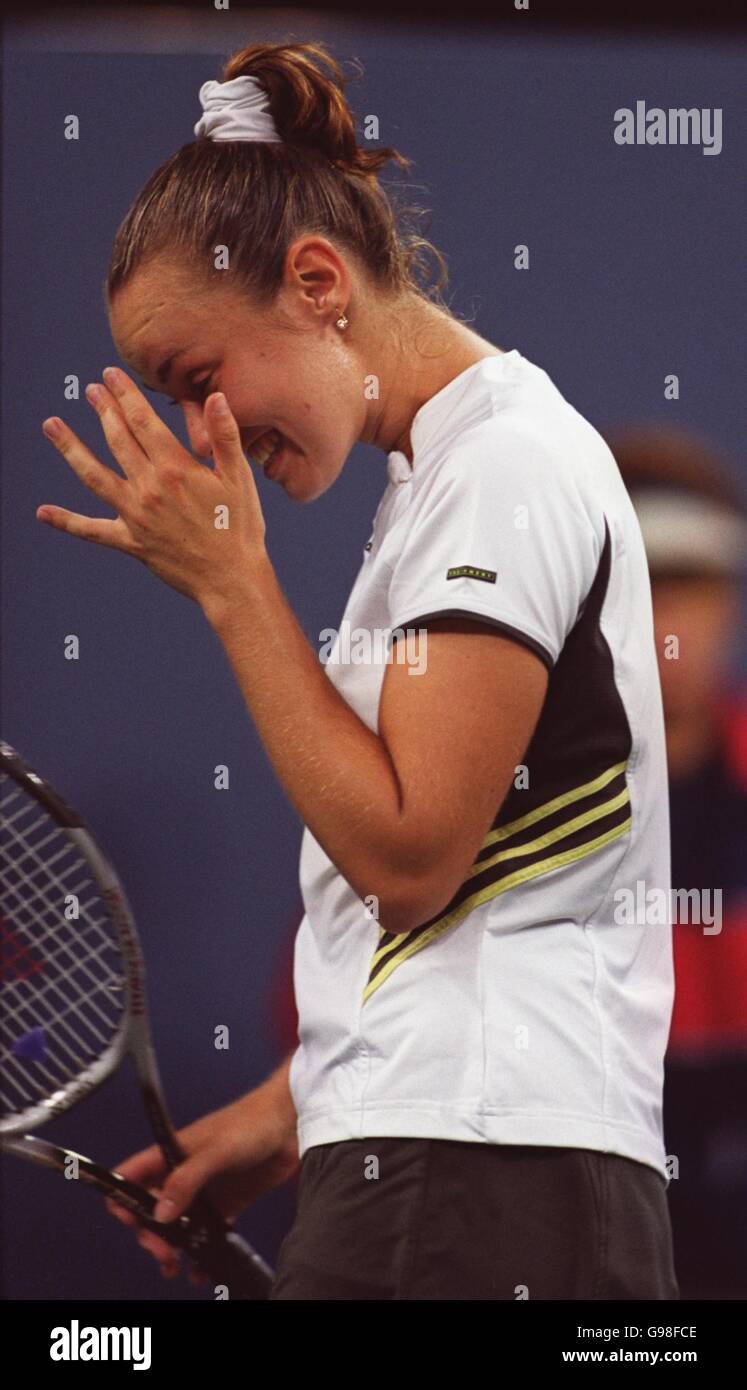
[282,461,336,504]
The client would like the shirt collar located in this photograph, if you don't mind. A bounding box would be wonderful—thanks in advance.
[385,352,517,485]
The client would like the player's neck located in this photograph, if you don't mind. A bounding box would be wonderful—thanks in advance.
[371,295,506,463]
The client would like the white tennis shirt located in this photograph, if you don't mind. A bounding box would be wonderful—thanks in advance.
[288,349,674,1179]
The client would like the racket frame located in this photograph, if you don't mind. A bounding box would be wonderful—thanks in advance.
[0,741,274,1296]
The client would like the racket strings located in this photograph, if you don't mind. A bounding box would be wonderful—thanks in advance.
[3,852,123,1033]
[2,799,124,1015]
[1,774,127,1125]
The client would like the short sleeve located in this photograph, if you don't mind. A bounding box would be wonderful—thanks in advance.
[386,426,604,671]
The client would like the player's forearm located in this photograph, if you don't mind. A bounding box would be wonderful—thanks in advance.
[253,1052,298,1150]
[203,553,417,928]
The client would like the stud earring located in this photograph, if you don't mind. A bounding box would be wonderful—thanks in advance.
[335,312,349,330]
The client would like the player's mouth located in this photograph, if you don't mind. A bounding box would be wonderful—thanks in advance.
[248,428,300,481]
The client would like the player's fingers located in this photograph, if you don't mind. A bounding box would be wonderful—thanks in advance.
[204,392,247,479]
[98,366,181,464]
[105,1197,139,1227]
[37,506,133,552]
[152,1147,223,1223]
[105,1150,170,1229]
[41,418,126,509]
[85,378,152,477]
[138,1228,180,1267]
[112,1144,169,1188]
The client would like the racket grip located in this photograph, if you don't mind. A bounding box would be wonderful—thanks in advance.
[148,1109,275,1297]
[190,1226,275,1300]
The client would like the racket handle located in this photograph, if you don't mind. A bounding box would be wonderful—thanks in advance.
[107,1181,274,1297]
[191,1226,275,1300]
[150,1107,275,1297]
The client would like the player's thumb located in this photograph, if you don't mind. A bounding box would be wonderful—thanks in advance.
[152,1151,215,1223]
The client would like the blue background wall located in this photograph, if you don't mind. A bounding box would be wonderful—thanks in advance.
[2,11,745,1297]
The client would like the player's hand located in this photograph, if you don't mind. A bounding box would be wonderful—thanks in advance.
[38,371,269,613]
[104,1088,300,1284]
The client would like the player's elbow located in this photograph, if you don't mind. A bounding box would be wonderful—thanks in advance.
[374,864,459,938]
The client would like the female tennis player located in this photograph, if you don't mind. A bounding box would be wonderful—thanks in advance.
[38,41,679,1300]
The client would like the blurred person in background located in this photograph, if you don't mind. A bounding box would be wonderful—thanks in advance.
[604,424,747,1300]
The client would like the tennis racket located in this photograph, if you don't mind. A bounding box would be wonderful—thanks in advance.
[0,740,274,1299]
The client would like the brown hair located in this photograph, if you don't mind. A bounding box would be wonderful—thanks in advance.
[106,40,450,313]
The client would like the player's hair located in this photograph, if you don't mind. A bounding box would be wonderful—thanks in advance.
[106,40,450,312]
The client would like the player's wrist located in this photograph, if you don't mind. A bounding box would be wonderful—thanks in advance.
[200,549,275,632]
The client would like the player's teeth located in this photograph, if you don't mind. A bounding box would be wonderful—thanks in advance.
[263,437,284,466]
[252,430,281,465]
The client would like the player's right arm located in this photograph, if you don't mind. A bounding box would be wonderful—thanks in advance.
[105,1052,299,1280]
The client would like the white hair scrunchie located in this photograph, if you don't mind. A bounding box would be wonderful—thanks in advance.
[193,75,282,144]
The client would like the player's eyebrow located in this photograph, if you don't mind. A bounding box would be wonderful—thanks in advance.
[138,346,194,394]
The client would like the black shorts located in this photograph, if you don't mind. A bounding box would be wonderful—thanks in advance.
[269,1137,680,1300]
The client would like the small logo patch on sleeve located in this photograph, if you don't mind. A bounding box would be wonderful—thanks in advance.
[446,565,497,584]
